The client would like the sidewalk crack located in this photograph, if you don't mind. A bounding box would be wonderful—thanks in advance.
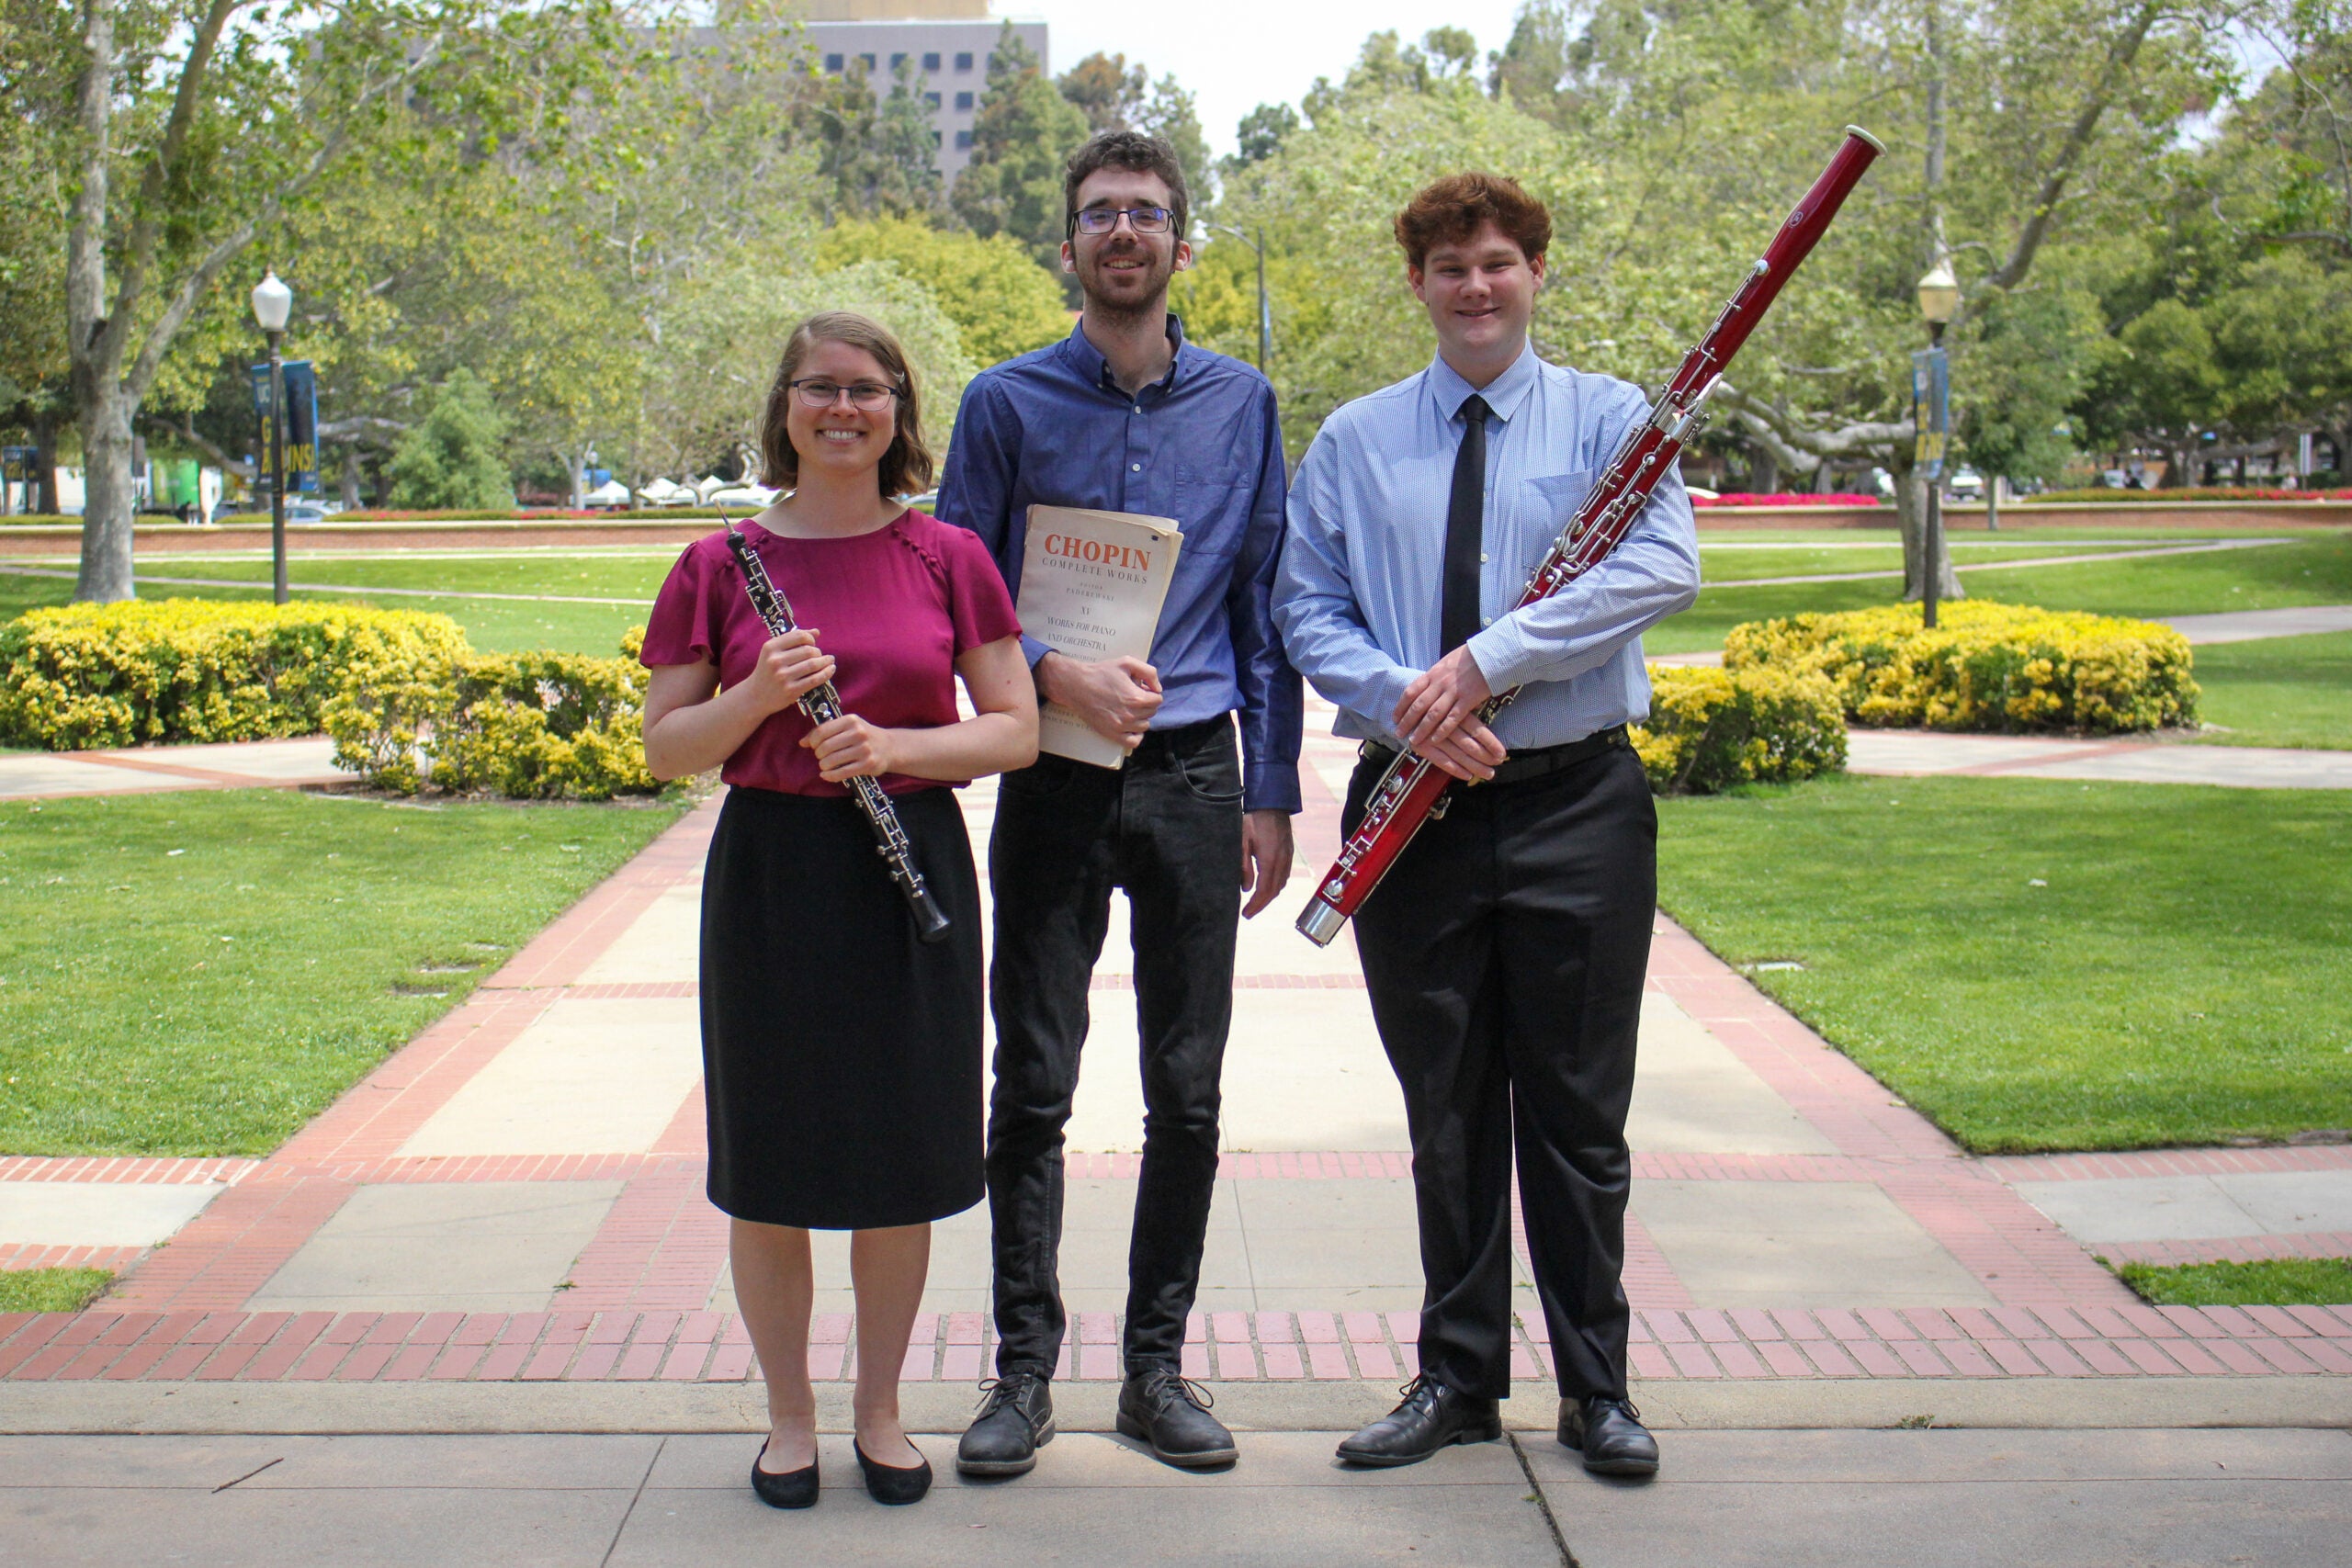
[1507,1431,1581,1568]
[599,1435,665,1568]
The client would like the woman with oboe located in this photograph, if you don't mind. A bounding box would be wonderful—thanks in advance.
[640,311,1036,1509]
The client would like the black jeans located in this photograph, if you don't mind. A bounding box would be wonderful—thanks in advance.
[1346,740,1656,1403]
[986,716,1244,1379]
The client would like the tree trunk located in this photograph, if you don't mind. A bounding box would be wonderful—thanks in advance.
[1894,453,1963,605]
[31,410,61,515]
[1746,443,1780,494]
[74,380,138,602]
[340,446,363,510]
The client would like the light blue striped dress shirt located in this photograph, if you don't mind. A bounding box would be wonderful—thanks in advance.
[1274,343,1702,750]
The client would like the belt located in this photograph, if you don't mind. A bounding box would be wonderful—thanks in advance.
[1362,725,1631,787]
[1132,715,1233,752]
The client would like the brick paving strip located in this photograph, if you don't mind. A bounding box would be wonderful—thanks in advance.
[7,713,2346,1397]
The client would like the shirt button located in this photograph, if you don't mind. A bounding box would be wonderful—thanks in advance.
[1133,405,1143,414]
[1131,462,1142,472]
[1480,553,1489,563]
[1481,616,1493,626]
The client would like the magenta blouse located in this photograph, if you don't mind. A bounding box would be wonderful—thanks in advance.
[639,511,1022,797]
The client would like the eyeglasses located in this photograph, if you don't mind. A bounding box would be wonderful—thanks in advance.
[789,378,901,412]
[1069,206,1175,237]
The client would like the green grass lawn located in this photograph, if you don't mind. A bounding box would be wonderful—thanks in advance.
[2188,631,2352,750]
[0,788,688,1156]
[1694,537,2193,585]
[2116,1258,2352,1307]
[1655,774,2352,1154]
[0,553,674,656]
[0,1267,113,1313]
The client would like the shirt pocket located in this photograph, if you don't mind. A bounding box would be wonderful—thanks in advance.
[1172,465,1246,566]
[1524,469,1598,524]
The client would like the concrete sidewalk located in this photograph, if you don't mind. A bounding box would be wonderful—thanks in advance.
[1842,729,2352,787]
[0,736,342,800]
[4,1428,2347,1567]
[7,699,2348,1416]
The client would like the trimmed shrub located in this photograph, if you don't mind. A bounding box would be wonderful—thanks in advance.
[0,600,470,750]
[1724,602,2199,733]
[1631,665,1848,795]
[324,630,659,801]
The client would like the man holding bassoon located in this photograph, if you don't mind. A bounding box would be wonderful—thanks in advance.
[1276,127,1883,1473]
[1274,171,1697,1473]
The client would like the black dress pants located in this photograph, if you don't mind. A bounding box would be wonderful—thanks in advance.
[985,716,1244,1379]
[1345,740,1656,1403]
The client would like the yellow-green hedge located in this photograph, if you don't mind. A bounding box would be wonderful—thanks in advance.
[1632,665,1848,794]
[324,634,659,800]
[0,600,471,750]
[1723,601,2199,732]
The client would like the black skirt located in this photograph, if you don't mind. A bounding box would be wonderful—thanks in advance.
[700,784,984,1230]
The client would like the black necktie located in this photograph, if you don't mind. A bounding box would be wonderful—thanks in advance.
[1440,394,1491,655]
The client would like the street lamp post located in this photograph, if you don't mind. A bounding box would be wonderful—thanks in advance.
[250,270,293,605]
[1209,224,1272,373]
[1915,260,1959,629]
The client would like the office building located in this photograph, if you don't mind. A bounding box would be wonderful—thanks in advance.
[800,1,1048,182]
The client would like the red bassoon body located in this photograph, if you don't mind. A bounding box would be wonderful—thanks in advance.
[1295,126,1886,947]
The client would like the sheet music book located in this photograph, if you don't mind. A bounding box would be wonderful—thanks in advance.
[1016,504,1184,768]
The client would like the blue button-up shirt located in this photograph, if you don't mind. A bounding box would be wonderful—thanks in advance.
[1275,343,1700,750]
[936,318,1303,813]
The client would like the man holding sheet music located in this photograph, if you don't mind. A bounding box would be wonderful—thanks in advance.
[935,129,1302,1477]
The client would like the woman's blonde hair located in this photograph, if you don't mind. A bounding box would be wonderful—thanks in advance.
[756,311,936,498]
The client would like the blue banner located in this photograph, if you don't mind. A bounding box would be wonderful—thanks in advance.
[249,359,322,494]
[1911,347,1950,480]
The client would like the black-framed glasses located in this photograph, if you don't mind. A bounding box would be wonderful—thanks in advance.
[789,378,901,412]
[1069,205,1174,237]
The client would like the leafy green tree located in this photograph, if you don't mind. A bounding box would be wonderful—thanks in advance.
[649,259,978,486]
[24,0,617,601]
[794,54,946,220]
[1052,51,1212,218]
[386,369,514,511]
[953,25,1091,272]
[814,217,1069,367]
[1233,103,1299,165]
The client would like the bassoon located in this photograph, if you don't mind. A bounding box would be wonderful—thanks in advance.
[722,515,952,943]
[1295,125,1886,947]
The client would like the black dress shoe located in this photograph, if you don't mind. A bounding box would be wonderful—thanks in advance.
[1559,1395,1659,1475]
[1335,1375,1502,1467]
[854,1438,933,1505]
[750,1438,818,1509]
[956,1373,1056,1477]
[1116,1369,1238,1469]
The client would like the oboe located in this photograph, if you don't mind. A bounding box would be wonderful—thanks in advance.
[1296,126,1886,947]
[722,515,951,943]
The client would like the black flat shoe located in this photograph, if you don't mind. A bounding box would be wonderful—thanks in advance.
[750,1438,818,1508]
[1335,1374,1502,1468]
[854,1438,933,1505]
[1559,1395,1660,1476]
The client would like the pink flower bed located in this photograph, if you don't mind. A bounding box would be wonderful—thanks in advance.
[1692,492,1883,508]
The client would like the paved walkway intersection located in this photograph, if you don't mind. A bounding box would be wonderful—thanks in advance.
[6,705,2348,1404]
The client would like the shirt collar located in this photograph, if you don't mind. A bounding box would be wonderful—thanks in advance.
[1425,338,1540,425]
[1063,312,1189,395]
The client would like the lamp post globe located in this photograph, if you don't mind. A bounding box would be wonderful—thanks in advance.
[1915,259,1959,333]
[251,270,292,604]
[250,270,293,333]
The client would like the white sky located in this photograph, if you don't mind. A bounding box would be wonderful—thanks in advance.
[1001,1,1534,158]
